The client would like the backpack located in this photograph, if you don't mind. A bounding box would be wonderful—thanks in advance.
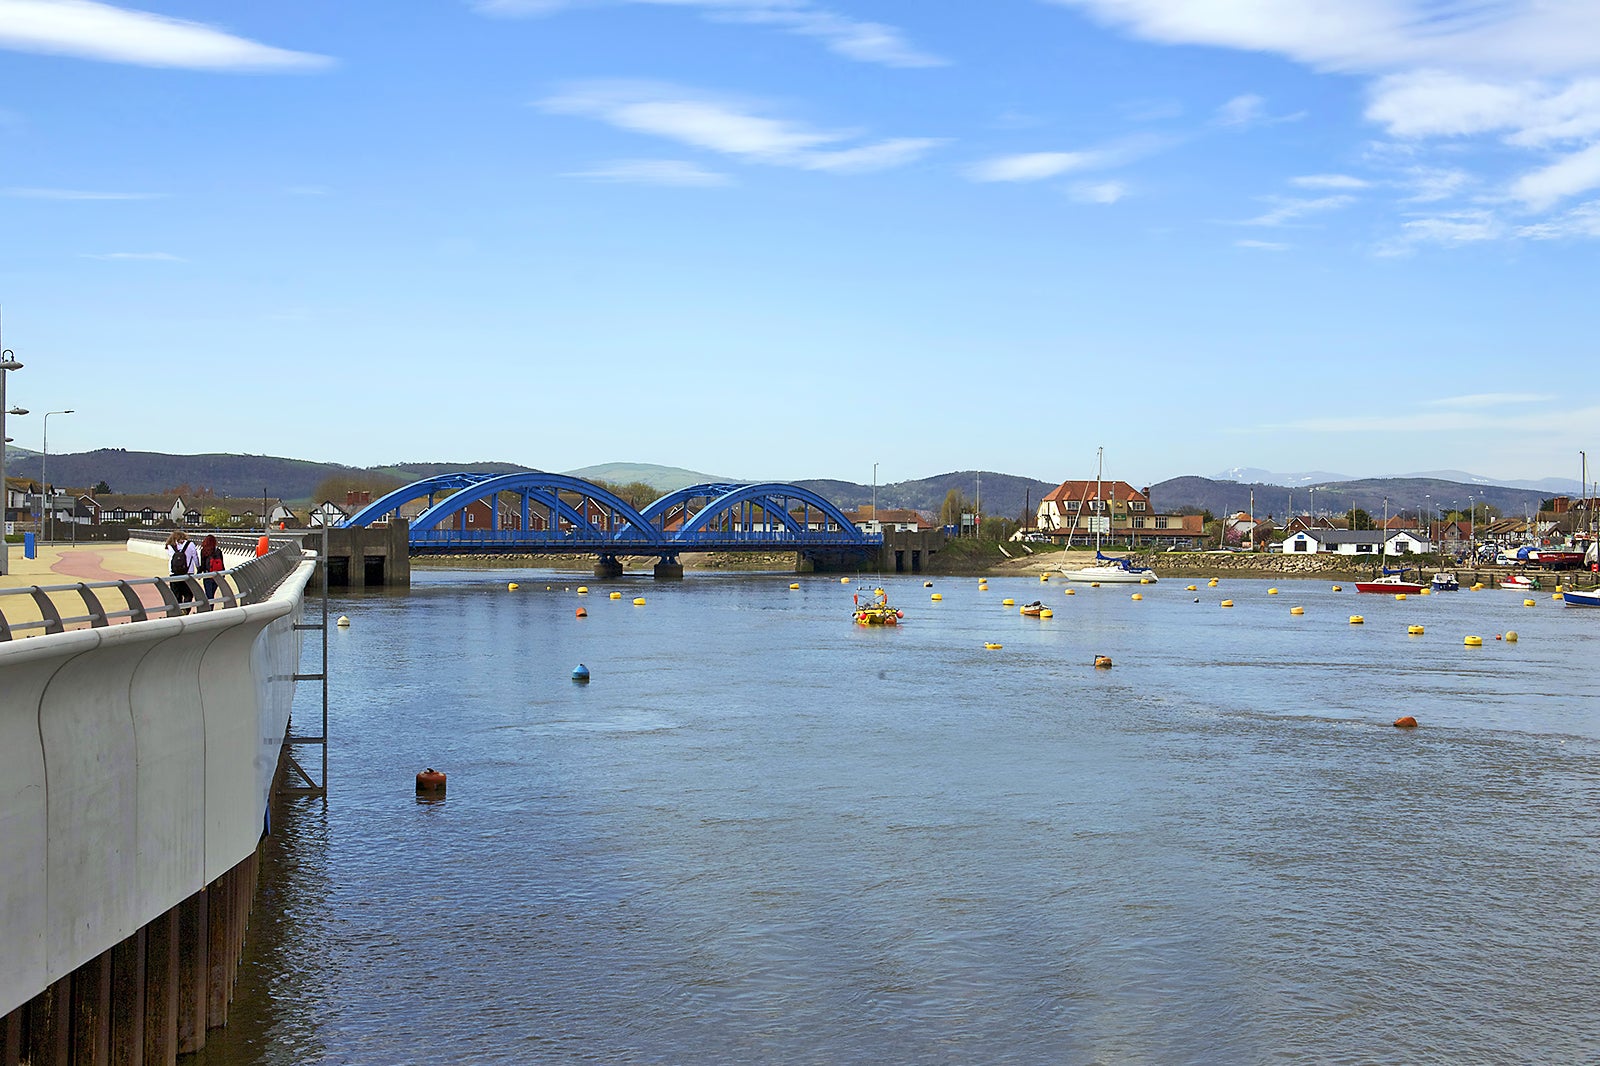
[171,544,189,575]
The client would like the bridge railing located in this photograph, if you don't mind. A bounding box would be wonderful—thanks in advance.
[0,543,307,642]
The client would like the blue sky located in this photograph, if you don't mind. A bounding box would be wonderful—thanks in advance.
[2,0,1598,489]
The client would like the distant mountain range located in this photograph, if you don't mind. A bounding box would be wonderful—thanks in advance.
[0,447,1577,523]
[1213,466,1584,495]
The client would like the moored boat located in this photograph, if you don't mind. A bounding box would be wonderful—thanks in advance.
[852,589,903,626]
[1354,575,1425,594]
[1562,588,1600,607]
[1501,574,1540,590]
[1020,600,1044,617]
[1061,553,1158,584]
[1430,572,1459,591]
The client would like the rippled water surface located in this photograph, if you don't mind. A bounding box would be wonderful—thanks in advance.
[197,570,1600,1065]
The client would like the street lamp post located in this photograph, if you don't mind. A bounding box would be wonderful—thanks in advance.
[871,462,878,527]
[0,343,23,576]
[40,409,74,543]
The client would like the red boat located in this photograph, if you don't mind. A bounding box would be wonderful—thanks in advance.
[1354,575,1425,594]
[1531,550,1585,569]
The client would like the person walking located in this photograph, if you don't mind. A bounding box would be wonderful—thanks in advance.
[199,534,225,599]
[166,529,200,610]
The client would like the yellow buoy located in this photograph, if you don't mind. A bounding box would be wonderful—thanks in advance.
[931,593,942,601]
[1185,585,1197,591]
[1349,615,1364,624]
[1290,606,1304,615]
[1040,608,1053,618]
[789,583,800,590]
[577,586,588,594]
[1140,577,1153,584]
[336,615,350,627]
[1504,630,1518,642]
[875,588,885,597]
[1064,588,1076,596]
[1464,635,1483,646]
[1208,579,1219,587]
[1040,574,1049,582]
[1552,592,1563,600]
[1131,593,1143,600]
[1332,585,1342,592]
[1220,599,1234,608]
[1524,598,1536,607]
[1420,587,1431,595]
[841,577,850,583]
[508,582,519,590]
[1267,587,1279,595]
[633,597,647,606]
[610,591,622,599]
[1408,625,1425,635]
[1094,655,1113,669]
[1470,583,1484,590]
[1002,598,1015,606]
[984,642,1003,650]
[1090,582,1101,588]
[1395,593,1407,601]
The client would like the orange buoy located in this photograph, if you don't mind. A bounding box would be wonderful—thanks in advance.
[1393,716,1418,729]
[575,607,587,618]
[255,535,270,557]
[1094,655,1113,669]
[415,768,447,791]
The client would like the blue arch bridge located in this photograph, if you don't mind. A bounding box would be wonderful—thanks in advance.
[338,472,882,578]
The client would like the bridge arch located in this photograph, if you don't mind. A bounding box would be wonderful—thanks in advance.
[674,483,867,543]
[341,473,502,528]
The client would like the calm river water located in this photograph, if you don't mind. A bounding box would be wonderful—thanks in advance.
[197,569,1600,1065]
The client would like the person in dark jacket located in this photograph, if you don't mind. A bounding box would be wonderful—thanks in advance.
[199,534,225,599]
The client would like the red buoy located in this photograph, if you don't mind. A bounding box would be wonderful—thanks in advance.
[416,768,447,791]
[1393,716,1418,729]
[576,607,587,618]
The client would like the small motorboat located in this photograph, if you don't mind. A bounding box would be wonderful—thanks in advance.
[1562,588,1600,607]
[1430,572,1459,591]
[853,589,902,626]
[1501,574,1540,590]
[1354,575,1425,594]
[1019,600,1045,617]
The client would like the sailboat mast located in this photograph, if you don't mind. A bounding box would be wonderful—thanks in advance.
[1095,445,1103,554]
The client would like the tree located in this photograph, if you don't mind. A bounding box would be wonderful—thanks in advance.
[981,515,1017,541]
[203,505,233,527]
[92,480,111,495]
[940,489,973,527]
[1349,508,1374,531]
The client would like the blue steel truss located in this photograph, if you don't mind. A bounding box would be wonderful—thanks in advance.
[340,473,879,559]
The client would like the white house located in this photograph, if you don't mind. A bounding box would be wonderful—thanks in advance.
[1281,529,1434,556]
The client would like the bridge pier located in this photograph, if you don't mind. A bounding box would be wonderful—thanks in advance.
[594,555,624,579]
[653,559,683,581]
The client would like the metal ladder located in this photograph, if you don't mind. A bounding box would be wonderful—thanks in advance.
[282,526,330,798]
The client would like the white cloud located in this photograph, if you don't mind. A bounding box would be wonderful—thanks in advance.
[1291,173,1371,189]
[540,82,942,173]
[1235,239,1289,250]
[566,159,733,186]
[475,0,943,67]
[1516,198,1600,238]
[0,0,331,71]
[3,186,160,200]
[1215,93,1265,127]
[1243,194,1356,226]
[80,251,184,261]
[1510,141,1600,210]
[1376,208,1504,255]
[1070,181,1128,204]
[967,151,1100,182]
[1425,393,1554,408]
[965,135,1171,182]
[1044,1,1600,224]
[1399,165,1472,202]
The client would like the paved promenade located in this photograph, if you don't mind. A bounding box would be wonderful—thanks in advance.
[0,543,168,634]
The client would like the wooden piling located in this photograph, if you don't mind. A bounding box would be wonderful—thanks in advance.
[26,975,72,1066]
[109,928,145,1066]
[142,910,178,1066]
[70,949,112,1066]
[3,1002,24,1066]
[176,891,207,1054]
[206,876,231,1028]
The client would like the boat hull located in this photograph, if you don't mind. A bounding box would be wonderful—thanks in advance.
[1355,581,1425,594]
[1061,567,1157,584]
[1561,589,1600,607]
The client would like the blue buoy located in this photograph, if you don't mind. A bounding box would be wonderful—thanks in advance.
[571,664,590,683]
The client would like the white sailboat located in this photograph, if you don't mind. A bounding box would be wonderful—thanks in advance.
[1059,448,1158,584]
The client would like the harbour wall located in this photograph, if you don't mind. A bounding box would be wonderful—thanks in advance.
[0,555,315,1062]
